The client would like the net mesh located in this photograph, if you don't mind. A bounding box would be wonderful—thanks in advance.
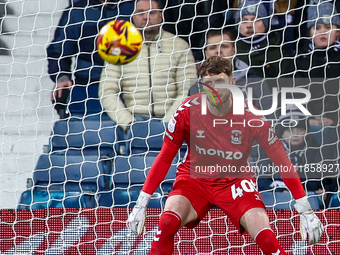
[1,0,339,254]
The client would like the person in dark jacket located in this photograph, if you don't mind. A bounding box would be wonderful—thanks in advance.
[235,0,294,88]
[47,0,134,118]
[295,0,340,127]
[257,108,337,207]
[188,28,274,119]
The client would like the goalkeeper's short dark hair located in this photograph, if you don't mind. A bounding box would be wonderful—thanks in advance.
[136,0,165,10]
[199,56,233,78]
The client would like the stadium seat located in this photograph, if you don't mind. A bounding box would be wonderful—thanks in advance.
[329,194,340,208]
[260,191,320,210]
[33,153,107,190]
[18,153,110,209]
[18,189,96,209]
[99,155,177,208]
[125,120,166,155]
[49,118,125,189]
[125,120,187,158]
[18,117,124,209]
[50,118,123,155]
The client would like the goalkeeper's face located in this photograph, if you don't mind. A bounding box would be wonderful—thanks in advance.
[310,23,340,48]
[202,73,236,108]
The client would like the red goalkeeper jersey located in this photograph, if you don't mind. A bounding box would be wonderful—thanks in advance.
[143,93,305,199]
[164,93,281,183]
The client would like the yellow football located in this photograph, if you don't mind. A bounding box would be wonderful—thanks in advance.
[97,20,143,65]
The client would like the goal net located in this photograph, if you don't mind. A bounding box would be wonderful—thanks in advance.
[0,0,339,254]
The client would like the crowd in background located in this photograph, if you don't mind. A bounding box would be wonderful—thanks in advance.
[46,0,340,208]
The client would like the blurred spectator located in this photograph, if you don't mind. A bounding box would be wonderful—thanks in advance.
[270,0,297,29]
[293,1,340,205]
[276,110,321,171]
[99,0,197,132]
[188,29,274,118]
[235,0,294,86]
[162,0,227,61]
[228,0,305,55]
[258,108,337,207]
[295,0,340,127]
[270,0,304,55]
[47,0,134,118]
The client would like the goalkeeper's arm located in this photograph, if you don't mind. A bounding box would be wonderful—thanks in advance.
[128,142,178,235]
[266,146,324,244]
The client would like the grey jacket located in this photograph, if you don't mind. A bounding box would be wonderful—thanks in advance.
[99,29,197,130]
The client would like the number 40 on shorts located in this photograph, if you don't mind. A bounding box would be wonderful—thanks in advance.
[231,179,257,200]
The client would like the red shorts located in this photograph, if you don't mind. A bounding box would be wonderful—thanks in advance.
[168,178,265,234]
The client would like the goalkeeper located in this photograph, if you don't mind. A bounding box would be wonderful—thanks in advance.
[128,56,324,255]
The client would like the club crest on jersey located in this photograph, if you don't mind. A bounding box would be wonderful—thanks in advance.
[168,116,177,133]
[196,130,205,138]
[231,130,242,145]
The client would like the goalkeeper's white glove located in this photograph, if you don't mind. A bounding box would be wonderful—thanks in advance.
[128,191,152,235]
[294,196,324,244]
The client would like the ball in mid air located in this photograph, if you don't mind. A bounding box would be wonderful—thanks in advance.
[97,20,143,65]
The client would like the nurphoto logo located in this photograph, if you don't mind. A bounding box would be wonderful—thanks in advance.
[201,84,311,117]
